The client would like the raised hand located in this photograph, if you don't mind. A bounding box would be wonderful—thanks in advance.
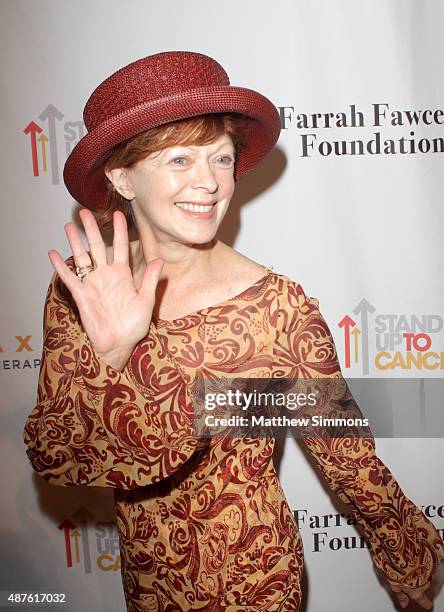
[388,579,433,610]
[48,208,164,371]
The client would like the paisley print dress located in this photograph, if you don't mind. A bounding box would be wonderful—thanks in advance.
[23,258,444,611]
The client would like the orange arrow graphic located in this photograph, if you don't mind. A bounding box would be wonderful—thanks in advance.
[38,134,49,172]
[72,529,81,563]
[351,327,361,363]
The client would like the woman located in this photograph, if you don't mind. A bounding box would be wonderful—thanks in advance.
[23,51,443,611]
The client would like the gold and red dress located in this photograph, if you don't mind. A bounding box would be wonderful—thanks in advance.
[23,259,444,611]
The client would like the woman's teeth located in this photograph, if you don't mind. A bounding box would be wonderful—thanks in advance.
[175,203,214,212]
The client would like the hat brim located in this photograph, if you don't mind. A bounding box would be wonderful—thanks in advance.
[63,86,281,210]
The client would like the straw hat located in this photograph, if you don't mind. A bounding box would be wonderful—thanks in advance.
[63,51,281,210]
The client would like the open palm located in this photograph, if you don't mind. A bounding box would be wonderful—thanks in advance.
[48,208,163,365]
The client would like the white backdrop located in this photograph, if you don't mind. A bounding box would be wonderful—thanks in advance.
[1,1,443,610]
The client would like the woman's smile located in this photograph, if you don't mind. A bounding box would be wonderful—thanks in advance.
[174,200,217,220]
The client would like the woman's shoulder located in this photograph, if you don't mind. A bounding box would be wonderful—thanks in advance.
[220,244,320,316]
[214,244,268,279]
[268,273,332,341]
[269,270,320,313]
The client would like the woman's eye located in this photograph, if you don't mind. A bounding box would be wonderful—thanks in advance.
[217,156,234,166]
[171,157,188,165]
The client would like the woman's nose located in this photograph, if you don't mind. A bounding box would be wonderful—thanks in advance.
[191,160,218,192]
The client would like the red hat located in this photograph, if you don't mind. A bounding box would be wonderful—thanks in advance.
[63,51,281,211]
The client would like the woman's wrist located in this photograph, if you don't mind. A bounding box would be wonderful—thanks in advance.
[95,346,135,372]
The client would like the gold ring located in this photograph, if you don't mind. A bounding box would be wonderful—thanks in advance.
[75,264,95,282]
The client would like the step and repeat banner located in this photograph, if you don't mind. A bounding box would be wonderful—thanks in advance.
[1,1,443,610]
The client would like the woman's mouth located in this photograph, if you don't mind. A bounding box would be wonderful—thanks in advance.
[174,202,217,220]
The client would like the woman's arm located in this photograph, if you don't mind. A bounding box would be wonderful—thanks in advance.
[271,278,444,592]
[23,260,198,488]
[24,209,200,488]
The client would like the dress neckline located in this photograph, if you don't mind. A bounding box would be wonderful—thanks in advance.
[152,266,275,325]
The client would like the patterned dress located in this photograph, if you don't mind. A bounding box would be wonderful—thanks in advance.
[23,258,444,611]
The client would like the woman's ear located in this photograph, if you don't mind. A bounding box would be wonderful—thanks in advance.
[104,168,136,200]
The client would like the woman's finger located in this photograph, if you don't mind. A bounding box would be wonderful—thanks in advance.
[394,581,433,610]
[395,591,409,608]
[112,211,129,265]
[48,250,82,296]
[64,221,93,269]
[409,590,433,610]
[78,208,107,267]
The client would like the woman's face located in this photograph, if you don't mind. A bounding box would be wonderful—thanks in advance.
[118,133,236,245]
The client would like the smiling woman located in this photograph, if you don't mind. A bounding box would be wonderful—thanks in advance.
[23,51,443,612]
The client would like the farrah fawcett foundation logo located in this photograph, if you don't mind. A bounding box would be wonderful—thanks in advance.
[338,299,443,375]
